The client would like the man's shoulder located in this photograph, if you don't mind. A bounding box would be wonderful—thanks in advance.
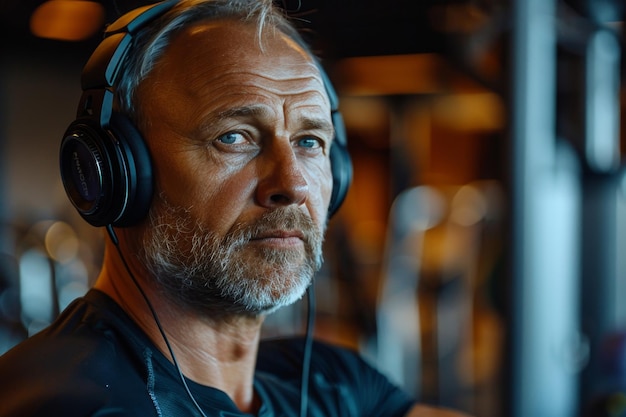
[0,290,154,417]
[0,289,150,373]
[256,336,416,416]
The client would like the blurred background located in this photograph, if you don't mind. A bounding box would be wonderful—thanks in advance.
[1,0,625,416]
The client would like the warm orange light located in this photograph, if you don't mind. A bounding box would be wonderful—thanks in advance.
[333,54,443,96]
[30,0,105,41]
[332,53,491,97]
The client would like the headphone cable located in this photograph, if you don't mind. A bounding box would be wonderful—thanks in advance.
[300,285,315,417]
[106,225,209,417]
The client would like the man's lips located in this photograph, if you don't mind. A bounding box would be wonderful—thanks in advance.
[250,230,305,246]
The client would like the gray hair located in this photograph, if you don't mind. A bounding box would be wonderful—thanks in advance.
[115,0,312,123]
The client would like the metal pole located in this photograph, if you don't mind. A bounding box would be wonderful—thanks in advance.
[578,2,623,411]
[509,0,581,415]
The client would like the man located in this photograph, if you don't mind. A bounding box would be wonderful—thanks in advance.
[0,1,471,416]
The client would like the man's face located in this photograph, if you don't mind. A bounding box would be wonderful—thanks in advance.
[134,20,334,316]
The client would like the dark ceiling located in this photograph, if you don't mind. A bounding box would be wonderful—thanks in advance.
[1,0,446,60]
[3,0,625,61]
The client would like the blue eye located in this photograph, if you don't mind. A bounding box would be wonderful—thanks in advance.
[298,137,321,149]
[218,132,241,144]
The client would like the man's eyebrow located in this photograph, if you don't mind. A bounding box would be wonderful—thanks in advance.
[217,105,335,136]
[217,105,269,120]
[299,117,334,135]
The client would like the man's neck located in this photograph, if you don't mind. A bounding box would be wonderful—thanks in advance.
[94,239,264,414]
[164,312,264,412]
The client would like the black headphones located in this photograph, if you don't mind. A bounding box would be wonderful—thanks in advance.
[60,0,352,228]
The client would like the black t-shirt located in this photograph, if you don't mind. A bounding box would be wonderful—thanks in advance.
[0,289,415,416]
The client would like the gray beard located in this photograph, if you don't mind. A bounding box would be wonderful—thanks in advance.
[140,197,325,318]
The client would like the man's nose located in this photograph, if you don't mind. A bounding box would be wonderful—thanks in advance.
[256,141,309,208]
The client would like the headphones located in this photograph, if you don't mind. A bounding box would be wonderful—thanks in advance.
[60,0,352,228]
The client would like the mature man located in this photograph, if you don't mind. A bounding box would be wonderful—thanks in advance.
[0,1,471,416]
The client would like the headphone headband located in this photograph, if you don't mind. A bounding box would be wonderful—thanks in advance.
[79,1,178,127]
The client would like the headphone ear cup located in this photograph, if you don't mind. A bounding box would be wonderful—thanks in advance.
[60,118,120,227]
[108,112,153,226]
[60,113,153,227]
[328,110,352,217]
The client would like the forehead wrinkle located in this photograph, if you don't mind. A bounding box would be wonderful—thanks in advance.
[179,68,328,110]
